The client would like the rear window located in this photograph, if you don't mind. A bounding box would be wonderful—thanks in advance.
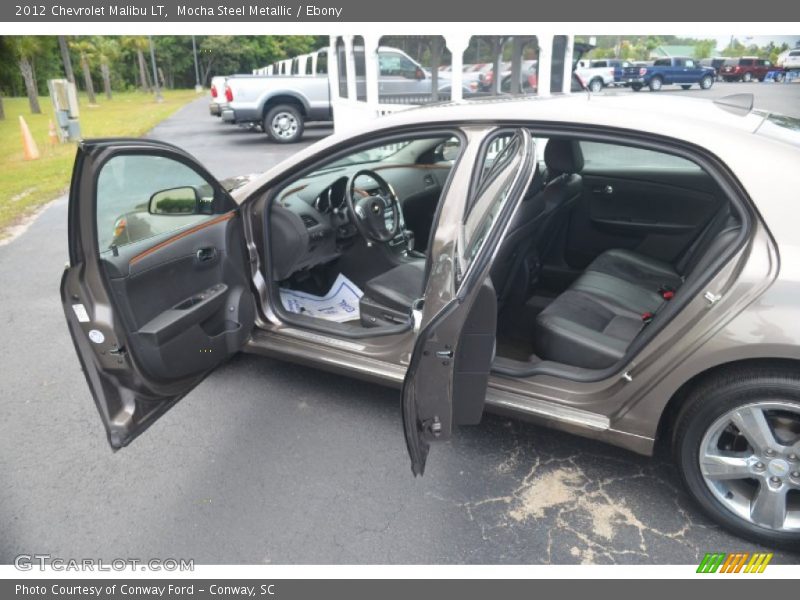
[755,113,800,148]
[579,142,702,171]
[790,50,800,57]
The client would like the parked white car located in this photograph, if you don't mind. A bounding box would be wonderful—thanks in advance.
[777,48,800,71]
[576,59,631,93]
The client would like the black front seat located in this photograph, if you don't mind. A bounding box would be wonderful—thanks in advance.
[490,139,584,308]
[360,260,425,326]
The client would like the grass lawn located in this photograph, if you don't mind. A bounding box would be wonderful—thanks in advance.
[0,89,199,238]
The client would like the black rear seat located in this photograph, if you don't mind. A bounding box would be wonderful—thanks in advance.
[533,205,741,369]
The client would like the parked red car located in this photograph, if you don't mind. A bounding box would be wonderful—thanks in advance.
[721,57,777,82]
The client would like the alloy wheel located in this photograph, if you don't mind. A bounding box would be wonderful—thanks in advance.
[700,401,800,532]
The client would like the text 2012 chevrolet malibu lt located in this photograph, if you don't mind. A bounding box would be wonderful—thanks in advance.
[62,93,800,549]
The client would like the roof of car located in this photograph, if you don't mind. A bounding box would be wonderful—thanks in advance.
[367,93,768,139]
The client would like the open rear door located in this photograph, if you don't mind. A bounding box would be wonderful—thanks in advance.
[61,139,256,449]
[403,129,536,475]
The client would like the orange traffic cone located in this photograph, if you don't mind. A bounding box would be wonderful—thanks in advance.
[19,116,40,161]
[48,119,59,146]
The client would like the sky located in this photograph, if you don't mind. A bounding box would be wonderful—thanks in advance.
[692,35,800,51]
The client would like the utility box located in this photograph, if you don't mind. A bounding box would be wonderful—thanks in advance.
[48,79,81,142]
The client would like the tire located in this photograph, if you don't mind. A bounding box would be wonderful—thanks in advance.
[630,83,643,92]
[264,104,304,143]
[648,77,663,92]
[672,366,800,550]
[589,78,603,93]
[700,75,714,90]
[743,72,753,83]
[681,84,692,90]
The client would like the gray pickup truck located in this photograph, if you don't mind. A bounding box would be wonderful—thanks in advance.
[221,46,463,143]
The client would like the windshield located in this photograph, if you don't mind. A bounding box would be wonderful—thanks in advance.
[325,141,412,168]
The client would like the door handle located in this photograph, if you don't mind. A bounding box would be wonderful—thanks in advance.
[593,185,614,195]
[196,247,217,263]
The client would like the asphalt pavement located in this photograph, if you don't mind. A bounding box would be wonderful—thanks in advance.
[2,83,800,565]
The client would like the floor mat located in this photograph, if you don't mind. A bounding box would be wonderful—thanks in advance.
[280,274,364,323]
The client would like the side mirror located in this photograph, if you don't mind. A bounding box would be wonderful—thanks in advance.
[415,67,425,80]
[148,186,201,215]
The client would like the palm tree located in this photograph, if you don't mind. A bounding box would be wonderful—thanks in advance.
[70,38,98,105]
[8,37,43,114]
[58,35,75,83]
[123,36,152,92]
[94,37,120,100]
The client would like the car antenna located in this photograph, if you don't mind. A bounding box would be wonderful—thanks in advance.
[713,93,754,116]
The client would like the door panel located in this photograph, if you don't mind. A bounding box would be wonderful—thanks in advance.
[61,139,255,449]
[403,129,535,475]
[103,214,254,382]
[561,163,723,270]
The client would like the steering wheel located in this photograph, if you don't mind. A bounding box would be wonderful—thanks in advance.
[346,170,401,244]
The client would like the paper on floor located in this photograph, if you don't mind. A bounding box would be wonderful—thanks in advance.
[279,273,364,323]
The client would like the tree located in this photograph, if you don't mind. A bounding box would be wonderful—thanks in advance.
[693,39,716,59]
[122,36,152,92]
[58,35,75,83]
[0,90,5,121]
[70,38,97,104]
[94,37,120,99]
[8,37,43,113]
[721,38,746,57]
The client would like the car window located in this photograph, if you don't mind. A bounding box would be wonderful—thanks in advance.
[379,52,418,77]
[579,142,703,172]
[654,59,671,66]
[592,61,607,68]
[96,154,213,251]
[461,131,527,272]
[685,59,695,68]
[316,52,328,75]
[740,58,754,66]
[755,113,800,148]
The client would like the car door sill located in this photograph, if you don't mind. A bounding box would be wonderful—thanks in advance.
[245,329,610,433]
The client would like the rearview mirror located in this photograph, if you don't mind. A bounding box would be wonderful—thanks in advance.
[148,186,201,216]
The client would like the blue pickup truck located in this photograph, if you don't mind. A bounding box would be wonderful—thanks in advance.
[621,57,716,92]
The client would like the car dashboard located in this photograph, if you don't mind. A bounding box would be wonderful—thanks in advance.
[268,161,451,281]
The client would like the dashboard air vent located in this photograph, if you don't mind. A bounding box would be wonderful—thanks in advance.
[300,214,318,228]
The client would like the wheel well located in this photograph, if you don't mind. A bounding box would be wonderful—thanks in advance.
[263,96,306,119]
[655,358,800,450]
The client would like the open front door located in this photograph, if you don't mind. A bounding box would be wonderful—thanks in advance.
[61,139,256,449]
[403,129,536,475]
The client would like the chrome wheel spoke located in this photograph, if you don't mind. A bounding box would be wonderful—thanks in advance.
[750,484,788,530]
[700,452,752,480]
[731,406,777,453]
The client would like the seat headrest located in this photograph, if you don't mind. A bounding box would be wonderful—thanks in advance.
[522,162,545,201]
[544,139,584,175]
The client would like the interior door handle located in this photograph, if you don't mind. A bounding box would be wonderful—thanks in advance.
[593,185,614,195]
[196,247,217,262]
